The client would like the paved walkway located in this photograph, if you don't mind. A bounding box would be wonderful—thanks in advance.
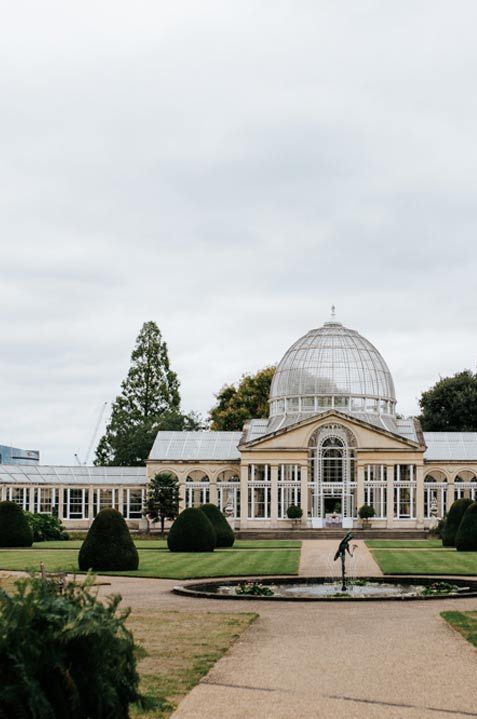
[299,539,383,577]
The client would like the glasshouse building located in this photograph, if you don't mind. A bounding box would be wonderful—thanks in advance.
[1,316,477,531]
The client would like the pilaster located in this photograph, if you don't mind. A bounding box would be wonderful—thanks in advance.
[386,465,394,528]
[300,464,308,526]
[270,465,279,523]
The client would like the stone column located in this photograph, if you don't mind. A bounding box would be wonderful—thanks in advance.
[446,479,455,512]
[118,488,124,516]
[415,465,425,527]
[356,464,365,514]
[58,488,65,521]
[88,485,94,524]
[209,474,218,506]
[300,464,308,527]
[386,465,395,528]
[0,484,6,501]
[29,487,35,513]
[270,465,279,524]
[240,464,248,528]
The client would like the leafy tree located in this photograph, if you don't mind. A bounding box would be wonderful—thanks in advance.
[145,472,180,536]
[419,370,477,431]
[209,366,276,431]
[95,322,203,466]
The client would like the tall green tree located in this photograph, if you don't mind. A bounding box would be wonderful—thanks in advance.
[145,472,180,536]
[209,366,276,431]
[419,370,477,431]
[95,322,202,466]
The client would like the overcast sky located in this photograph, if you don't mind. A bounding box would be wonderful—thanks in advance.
[1,1,477,464]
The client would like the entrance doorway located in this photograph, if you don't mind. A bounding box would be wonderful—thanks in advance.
[324,496,342,526]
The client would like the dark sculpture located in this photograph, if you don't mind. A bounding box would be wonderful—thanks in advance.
[334,531,354,591]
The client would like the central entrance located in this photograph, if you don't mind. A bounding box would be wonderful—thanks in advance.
[324,496,342,527]
[308,423,357,529]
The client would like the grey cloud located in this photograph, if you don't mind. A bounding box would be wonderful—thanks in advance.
[1,1,477,461]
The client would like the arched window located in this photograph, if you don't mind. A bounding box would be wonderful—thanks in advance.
[185,470,210,507]
[217,470,240,518]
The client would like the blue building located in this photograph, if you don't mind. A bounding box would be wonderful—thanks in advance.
[0,444,39,465]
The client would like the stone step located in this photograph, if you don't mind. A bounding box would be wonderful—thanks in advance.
[236,529,429,540]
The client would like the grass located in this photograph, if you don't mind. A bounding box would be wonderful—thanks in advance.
[370,548,477,575]
[366,539,444,549]
[441,611,477,650]
[30,539,301,550]
[0,543,300,579]
[130,610,256,718]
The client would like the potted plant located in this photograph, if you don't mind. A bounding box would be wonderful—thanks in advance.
[358,504,376,529]
[286,504,303,528]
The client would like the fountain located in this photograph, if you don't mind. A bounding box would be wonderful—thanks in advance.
[172,533,477,601]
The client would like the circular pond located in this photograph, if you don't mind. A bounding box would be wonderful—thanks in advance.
[173,576,477,601]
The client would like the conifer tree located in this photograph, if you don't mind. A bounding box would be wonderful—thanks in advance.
[95,322,187,466]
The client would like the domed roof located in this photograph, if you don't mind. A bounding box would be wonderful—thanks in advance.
[269,319,396,422]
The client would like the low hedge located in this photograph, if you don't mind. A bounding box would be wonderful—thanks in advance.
[0,502,33,548]
[167,508,216,552]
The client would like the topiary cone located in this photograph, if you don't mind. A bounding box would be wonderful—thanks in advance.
[78,508,139,571]
[455,502,477,551]
[200,504,235,548]
[0,501,33,547]
[167,508,216,552]
[442,498,474,546]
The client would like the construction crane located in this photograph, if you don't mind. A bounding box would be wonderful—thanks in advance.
[74,402,108,466]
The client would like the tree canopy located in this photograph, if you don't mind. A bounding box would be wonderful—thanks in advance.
[208,366,276,431]
[418,370,477,431]
[95,321,203,466]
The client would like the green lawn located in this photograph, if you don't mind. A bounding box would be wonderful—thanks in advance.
[441,611,477,650]
[30,539,300,550]
[371,548,477,575]
[366,539,444,549]
[0,543,300,579]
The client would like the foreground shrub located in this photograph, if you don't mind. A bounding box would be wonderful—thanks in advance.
[0,575,141,719]
[167,508,216,552]
[78,509,139,571]
[456,502,477,551]
[200,503,235,547]
[0,501,33,547]
[442,498,474,546]
[25,512,69,542]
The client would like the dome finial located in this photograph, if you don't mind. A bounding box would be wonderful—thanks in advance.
[331,304,336,320]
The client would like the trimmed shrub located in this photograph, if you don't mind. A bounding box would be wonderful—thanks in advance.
[0,501,33,548]
[456,502,477,551]
[0,575,142,718]
[78,509,139,571]
[358,504,376,520]
[200,503,235,547]
[167,508,216,552]
[286,505,303,520]
[442,498,474,547]
[25,512,68,542]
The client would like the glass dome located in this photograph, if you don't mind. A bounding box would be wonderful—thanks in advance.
[269,319,396,420]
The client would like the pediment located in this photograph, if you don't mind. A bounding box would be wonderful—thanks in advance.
[241,410,423,452]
